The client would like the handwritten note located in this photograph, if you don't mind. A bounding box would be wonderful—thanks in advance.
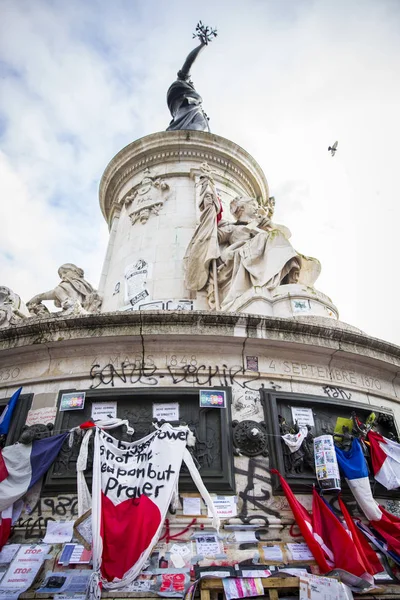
[43,520,74,543]
[169,544,191,557]
[183,497,201,515]
[262,545,283,562]
[195,534,222,557]
[291,407,314,427]
[91,402,117,421]
[153,403,180,421]
[0,545,19,565]
[287,543,314,561]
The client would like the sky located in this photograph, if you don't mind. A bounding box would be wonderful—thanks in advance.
[1,0,400,345]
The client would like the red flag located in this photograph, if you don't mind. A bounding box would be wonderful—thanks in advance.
[338,496,382,575]
[370,505,400,555]
[312,489,374,581]
[0,506,12,550]
[271,469,330,572]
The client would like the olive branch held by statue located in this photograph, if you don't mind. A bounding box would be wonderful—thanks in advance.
[193,21,217,45]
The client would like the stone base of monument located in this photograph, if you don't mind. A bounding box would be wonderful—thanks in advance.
[224,283,338,319]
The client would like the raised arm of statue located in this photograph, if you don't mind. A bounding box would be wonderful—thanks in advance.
[177,41,206,81]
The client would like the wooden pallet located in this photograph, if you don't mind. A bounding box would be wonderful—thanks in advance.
[200,576,300,600]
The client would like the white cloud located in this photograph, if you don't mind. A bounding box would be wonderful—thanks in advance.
[0,0,399,344]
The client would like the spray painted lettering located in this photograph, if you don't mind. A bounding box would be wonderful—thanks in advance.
[234,457,279,525]
[13,496,78,540]
[322,385,352,400]
[89,361,262,390]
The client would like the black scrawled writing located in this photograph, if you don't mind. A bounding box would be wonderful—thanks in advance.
[234,457,279,526]
[90,362,262,390]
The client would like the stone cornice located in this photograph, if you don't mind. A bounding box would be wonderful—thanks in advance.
[0,311,399,370]
[99,131,270,224]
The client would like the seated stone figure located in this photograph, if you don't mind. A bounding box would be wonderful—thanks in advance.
[184,187,321,310]
[28,263,102,315]
[216,197,321,309]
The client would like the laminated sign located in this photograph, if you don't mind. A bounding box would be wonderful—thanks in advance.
[313,435,341,491]
[87,423,219,597]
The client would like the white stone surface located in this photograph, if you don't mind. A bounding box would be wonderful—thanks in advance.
[99,131,270,313]
[98,132,337,321]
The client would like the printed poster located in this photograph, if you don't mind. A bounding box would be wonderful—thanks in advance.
[199,389,226,409]
[314,435,341,491]
[0,544,49,597]
[153,403,180,421]
[291,407,315,428]
[60,392,85,411]
[91,401,117,421]
[36,570,91,595]
[124,259,150,306]
[207,496,237,519]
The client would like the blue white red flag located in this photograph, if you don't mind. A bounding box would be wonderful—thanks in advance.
[335,438,382,520]
[368,430,400,490]
[0,388,22,436]
[335,438,400,555]
[0,432,68,512]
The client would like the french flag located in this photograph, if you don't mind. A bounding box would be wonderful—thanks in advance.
[368,430,400,491]
[335,437,400,555]
[0,433,68,548]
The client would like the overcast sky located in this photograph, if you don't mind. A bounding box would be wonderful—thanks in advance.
[1,0,399,345]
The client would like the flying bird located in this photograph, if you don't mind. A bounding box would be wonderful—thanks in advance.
[328,141,338,157]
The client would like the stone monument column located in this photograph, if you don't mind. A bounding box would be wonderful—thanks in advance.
[98,130,270,313]
[98,131,338,319]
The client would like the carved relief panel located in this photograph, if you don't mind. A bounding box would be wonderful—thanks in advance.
[121,168,170,225]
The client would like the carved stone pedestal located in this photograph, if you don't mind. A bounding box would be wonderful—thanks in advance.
[225,283,338,319]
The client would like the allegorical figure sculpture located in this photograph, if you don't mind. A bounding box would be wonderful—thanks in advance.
[166,21,217,132]
[27,263,102,315]
[0,286,30,328]
[184,165,321,310]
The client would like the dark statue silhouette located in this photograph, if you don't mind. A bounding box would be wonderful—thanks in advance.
[166,22,217,132]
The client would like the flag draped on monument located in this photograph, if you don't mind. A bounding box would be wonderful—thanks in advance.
[335,438,400,555]
[0,432,69,549]
[0,433,69,511]
[86,423,219,597]
[0,387,22,436]
[368,430,400,490]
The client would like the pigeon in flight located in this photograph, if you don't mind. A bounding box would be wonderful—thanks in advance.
[328,141,338,157]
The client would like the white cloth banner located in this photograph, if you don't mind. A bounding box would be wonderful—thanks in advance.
[87,423,219,597]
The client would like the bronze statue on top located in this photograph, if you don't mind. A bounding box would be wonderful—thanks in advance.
[167,21,217,132]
